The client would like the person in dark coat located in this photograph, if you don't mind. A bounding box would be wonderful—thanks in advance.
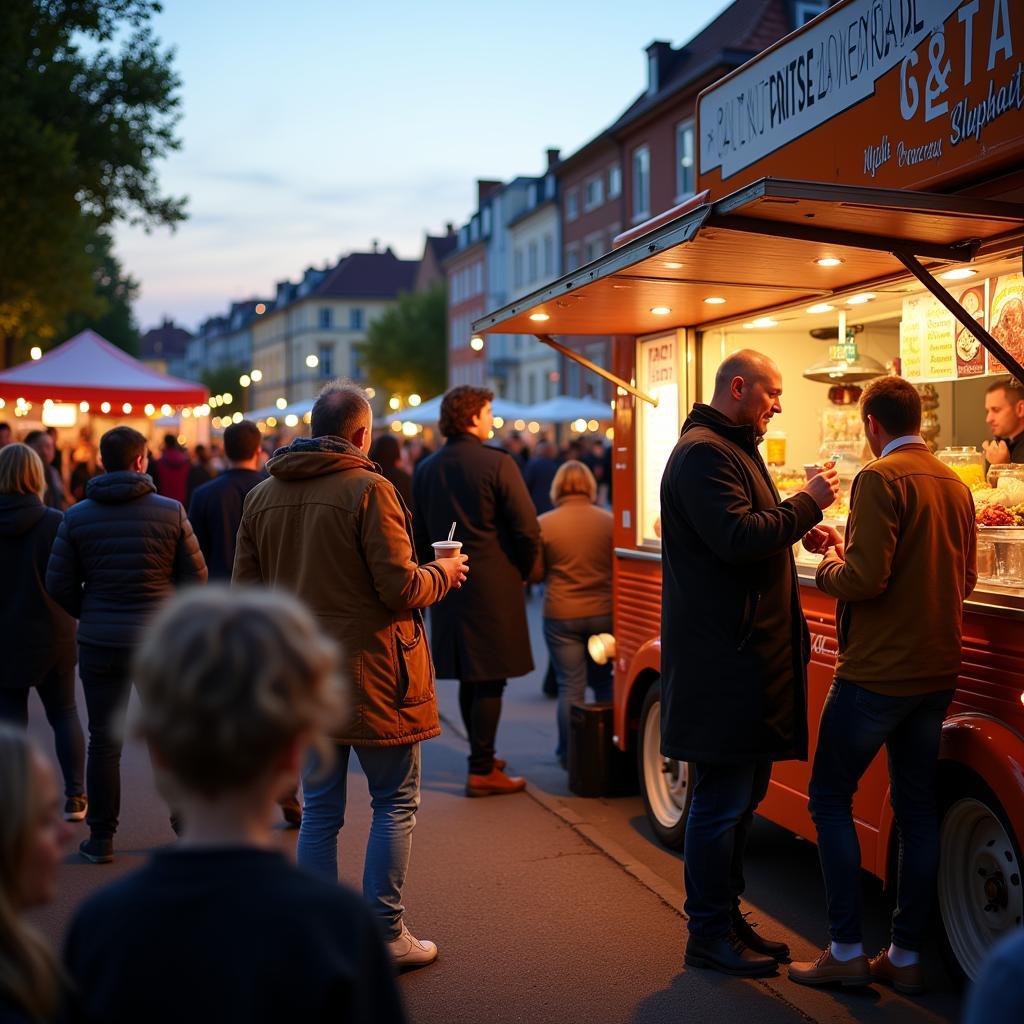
[189,420,265,580]
[522,440,559,515]
[155,433,190,505]
[184,443,216,508]
[660,350,838,978]
[24,429,67,510]
[412,386,541,797]
[45,426,208,865]
[369,433,412,507]
[0,444,85,819]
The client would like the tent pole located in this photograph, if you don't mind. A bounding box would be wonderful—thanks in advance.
[533,334,658,407]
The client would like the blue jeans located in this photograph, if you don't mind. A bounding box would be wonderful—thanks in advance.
[297,743,420,940]
[683,759,772,938]
[543,614,613,764]
[808,679,954,950]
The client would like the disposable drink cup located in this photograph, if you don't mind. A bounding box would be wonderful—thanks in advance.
[432,541,463,560]
[803,463,821,481]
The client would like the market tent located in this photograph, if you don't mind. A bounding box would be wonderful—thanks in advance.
[385,396,531,426]
[527,395,613,423]
[0,330,208,406]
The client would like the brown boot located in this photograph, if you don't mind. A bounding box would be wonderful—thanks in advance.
[466,767,526,797]
[868,949,926,995]
[788,946,871,988]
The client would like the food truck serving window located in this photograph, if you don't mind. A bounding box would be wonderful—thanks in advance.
[636,331,687,548]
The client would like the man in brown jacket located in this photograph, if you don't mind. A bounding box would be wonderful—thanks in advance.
[789,376,976,994]
[233,382,468,969]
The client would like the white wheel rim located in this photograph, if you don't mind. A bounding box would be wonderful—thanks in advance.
[938,797,1023,980]
[641,696,688,830]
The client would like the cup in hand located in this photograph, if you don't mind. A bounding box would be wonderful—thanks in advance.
[432,541,463,560]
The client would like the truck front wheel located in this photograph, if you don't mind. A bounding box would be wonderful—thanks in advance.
[637,682,692,850]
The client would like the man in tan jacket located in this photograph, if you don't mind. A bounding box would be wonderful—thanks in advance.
[789,376,976,994]
[233,382,468,968]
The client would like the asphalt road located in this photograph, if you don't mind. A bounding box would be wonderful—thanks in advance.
[25,591,963,1024]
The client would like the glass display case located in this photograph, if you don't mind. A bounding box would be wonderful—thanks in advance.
[937,446,986,490]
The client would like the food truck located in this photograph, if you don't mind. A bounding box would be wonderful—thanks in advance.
[474,0,1024,980]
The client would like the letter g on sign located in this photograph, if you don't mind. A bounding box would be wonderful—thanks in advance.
[900,50,920,120]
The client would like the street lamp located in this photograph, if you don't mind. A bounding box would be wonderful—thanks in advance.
[251,369,263,383]
[388,396,401,411]
[239,374,251,388]
[408,393,421,407]
[306,354,319,369]
[470,335,484,352]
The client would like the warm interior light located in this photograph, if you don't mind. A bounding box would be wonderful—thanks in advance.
[402,421,418,437]
[255,303,266,315]
[79,401,89,412]
[275,397,287,410]
[941,267,976,280]
[250,369,263,382]
[815,257,843,267]
[806,303,835,314]
[664,262,683,270]
[100,402,111,414]
[30,346,42,360]
[572,418,587,432]
[528,313,550,322]
[239,374,251,387]
[232,412,243,424]
[846,293,876,305]
[388,396,401,410]
[605,427,614,440]
[144,404,155,416]
[745,317,778,329]
[587,633,616,665]
[470,335,485,351]
[266,416,277,427]
[285,414,299,427]
[514,419,526,431]
[493,416,504,428]
[587,419,599,432]
[161,404,172,417]
[704,296,726,305]
[390,421,402,432]
[408,394,422,407]
[305,354,319,368]
[223,393,233,404]
[528,421,540,433]
[365,387,376,398]
[182,407,191,418]
[650,306,671,315]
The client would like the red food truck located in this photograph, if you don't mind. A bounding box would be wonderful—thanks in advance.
[474,0,1024,980]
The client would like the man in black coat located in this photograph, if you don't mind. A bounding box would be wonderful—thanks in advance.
[660,350,838,977]
[412,386,541,797]
[46,425,208,863]
[189,420,265,580]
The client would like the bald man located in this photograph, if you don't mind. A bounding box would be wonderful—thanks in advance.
[659,349,839,977]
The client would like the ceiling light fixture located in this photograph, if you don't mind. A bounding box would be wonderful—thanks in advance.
[704,296,726,305]
[529,313,550,322]
[846,293,876,305]
[815,257,843,267]
[940,267,976,280]
[664,262,683,270]
[650,306,671,315]
[806,303,835,314]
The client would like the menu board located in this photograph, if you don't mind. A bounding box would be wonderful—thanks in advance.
[900,284,988,383]
[637,332,683,547]
[988,275,1024,377]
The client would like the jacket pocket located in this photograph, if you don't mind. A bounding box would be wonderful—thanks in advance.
[394,614,434,707]
[737,590,761,651]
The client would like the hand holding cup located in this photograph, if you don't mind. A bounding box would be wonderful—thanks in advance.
[802,463,839,511]
[432,540,469,589]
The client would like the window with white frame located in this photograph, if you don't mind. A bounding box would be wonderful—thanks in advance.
[676,120,696,199]
[565,188,579,222]
[632,146,650,222]
[318,342,334,378]
[584,175,604,211]
[349,308,364,331]
[543,234,554,277]
[349,345,363,379]
[527,241,538,283]
[513,248,524,290]
[583,233,603,264]
[608,164,622,198]
[318,307,333,330]
[473,262,483,295]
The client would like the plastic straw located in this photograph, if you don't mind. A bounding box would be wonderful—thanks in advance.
[447,521,456,542]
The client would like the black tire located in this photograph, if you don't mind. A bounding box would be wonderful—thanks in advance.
[936,774,1023,984]
[637,681,692,850]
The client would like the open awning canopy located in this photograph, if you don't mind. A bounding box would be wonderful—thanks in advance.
[0,329,208,406]
[472,178,1024,396]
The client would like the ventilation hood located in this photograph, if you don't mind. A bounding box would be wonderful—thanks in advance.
[802,352,888,384]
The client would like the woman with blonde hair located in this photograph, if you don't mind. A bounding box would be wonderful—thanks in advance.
[0,723,73,1022]
[530,459,614,768]
[0,444,85,820]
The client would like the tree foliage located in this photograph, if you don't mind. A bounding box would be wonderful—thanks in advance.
[358,285,448,399]
[0,0,184,366]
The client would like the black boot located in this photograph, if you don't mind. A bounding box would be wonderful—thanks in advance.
[684,931,778,977]
[731,908,790,962]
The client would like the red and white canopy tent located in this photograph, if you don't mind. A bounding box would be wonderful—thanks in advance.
[0,330,207,409]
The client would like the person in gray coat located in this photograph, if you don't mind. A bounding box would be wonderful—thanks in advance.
[46,426,207,863]
[412,386,540,797]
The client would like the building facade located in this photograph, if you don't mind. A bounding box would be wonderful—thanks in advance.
[184,299,271,386]
[140,319,192,379]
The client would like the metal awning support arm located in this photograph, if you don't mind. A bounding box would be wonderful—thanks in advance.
[892,250,1024,385]
[534,334,658,407]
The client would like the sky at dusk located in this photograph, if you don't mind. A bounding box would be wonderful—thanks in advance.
[116,0,733,332]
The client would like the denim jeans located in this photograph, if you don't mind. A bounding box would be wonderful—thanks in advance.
[0,649,84,797]
[542,614,613,764]
[808,679,954,951]
[297,742,420,940]
[683,759,772,939]
[78,644,134,839]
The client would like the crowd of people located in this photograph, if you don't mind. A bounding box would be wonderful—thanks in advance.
[0,368,1018,1021]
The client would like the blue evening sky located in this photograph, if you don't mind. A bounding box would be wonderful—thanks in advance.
[117,0,732,330]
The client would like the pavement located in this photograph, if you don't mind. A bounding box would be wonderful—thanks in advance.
[25,590,963,1024]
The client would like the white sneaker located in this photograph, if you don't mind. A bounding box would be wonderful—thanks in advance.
[387,921,438,968]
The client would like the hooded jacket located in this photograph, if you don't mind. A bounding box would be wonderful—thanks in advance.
[155,448,191,505]
[659,404,822,763]
[45,472,208,649]
[232,437,449,746]
[0,493,75,685]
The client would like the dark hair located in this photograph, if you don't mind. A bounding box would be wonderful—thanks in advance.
[439,385,493,438]
[100,426,148,471]
[23,430,45,447]
[985,377,1024,405]
[310,381,371,440]
[223,420,262,462]
[860,376,921,436]
[0,422,10,433]
[163,432,181,451]
[369,433,401,468]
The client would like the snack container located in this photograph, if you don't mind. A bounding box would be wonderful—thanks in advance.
[937,446,985,489]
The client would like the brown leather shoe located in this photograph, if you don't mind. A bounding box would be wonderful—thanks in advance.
[494,758,507,772]
[869,949,926,995]
[788,947,871,988]
[466,767,526,797]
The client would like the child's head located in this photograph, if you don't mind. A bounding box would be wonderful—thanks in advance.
[0,724,68,1019]
[133,586,345,803]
